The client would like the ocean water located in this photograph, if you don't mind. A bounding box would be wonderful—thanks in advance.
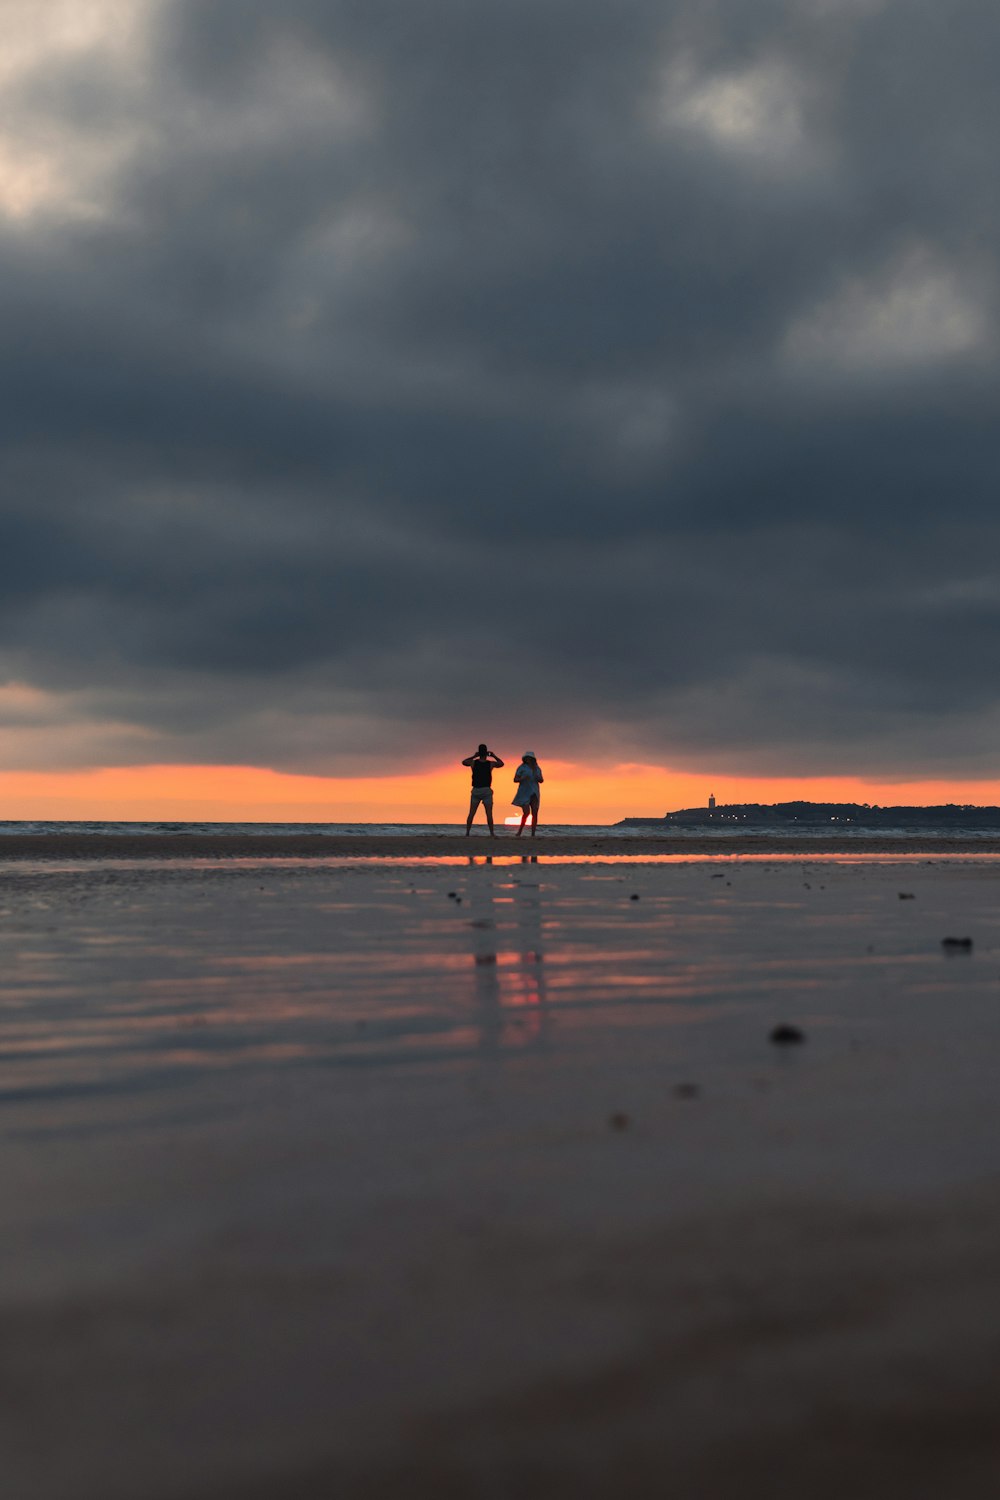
[1,819,999,840]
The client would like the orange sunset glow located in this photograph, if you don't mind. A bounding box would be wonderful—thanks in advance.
[1,763,998,824]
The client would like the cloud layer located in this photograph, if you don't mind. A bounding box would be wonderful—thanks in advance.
[2,0,999,776]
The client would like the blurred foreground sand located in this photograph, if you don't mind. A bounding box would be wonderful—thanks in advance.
[1,855,999,1497]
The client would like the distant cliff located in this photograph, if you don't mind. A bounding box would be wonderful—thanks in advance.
[616,802,1000,829]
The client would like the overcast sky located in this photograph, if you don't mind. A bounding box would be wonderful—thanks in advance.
[2,0,998,779]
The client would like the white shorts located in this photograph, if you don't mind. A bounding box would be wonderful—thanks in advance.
[470,786,494,806]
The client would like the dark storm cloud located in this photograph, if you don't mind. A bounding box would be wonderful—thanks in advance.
[2,0,1000,776]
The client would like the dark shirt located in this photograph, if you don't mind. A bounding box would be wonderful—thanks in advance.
[471,758,493,788]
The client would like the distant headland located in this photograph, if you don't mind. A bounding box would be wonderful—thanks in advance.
[616,799,1000,829]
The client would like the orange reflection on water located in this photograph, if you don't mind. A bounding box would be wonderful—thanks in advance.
[370,851,1000,866]
[470,950,547,1051]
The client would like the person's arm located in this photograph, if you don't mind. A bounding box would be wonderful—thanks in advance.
[535,768,544,782]
[490,754,504,767]
[461,755,477,767]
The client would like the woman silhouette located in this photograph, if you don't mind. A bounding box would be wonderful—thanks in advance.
[512,752,544,837]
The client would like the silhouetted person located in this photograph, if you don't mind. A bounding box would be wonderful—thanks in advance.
[462,744,504,836]
[513,751,544,837]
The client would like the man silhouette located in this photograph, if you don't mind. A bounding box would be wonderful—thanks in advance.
[462,743,504,836]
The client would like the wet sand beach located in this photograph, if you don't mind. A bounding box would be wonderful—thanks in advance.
[0,829,997,859]
[3,852,1000,1497]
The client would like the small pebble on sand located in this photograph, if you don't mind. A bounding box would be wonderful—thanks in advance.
[608,1111,631,1131]
[770,1024,805,1044]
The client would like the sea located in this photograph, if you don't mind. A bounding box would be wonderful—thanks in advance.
[1,819,1000,841]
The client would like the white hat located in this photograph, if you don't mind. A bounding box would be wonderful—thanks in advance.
[522,750,536,759]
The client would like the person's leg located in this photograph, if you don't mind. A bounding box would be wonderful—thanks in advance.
[516,803,528,836]
[486,793,496,837]
[529,795,539,835]
[466,794,477,834]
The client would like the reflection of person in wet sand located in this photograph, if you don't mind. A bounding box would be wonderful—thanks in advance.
[466,858,549,1056]
[462,743,504,837]
[512,751,544,837]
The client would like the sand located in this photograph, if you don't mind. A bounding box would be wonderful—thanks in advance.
[0,829,997,859]
[2,852,1000,1497]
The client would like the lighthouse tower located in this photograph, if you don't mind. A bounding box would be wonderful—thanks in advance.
[708,794,716,812]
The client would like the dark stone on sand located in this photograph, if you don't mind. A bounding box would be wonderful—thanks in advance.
[899,892,915,899]
[770,1024,805,1044]
[941,936,973,950]
[608,1111,631,1131]
[447,891,457,898]
[629,893,640,901]
[673,1083,700,1099]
